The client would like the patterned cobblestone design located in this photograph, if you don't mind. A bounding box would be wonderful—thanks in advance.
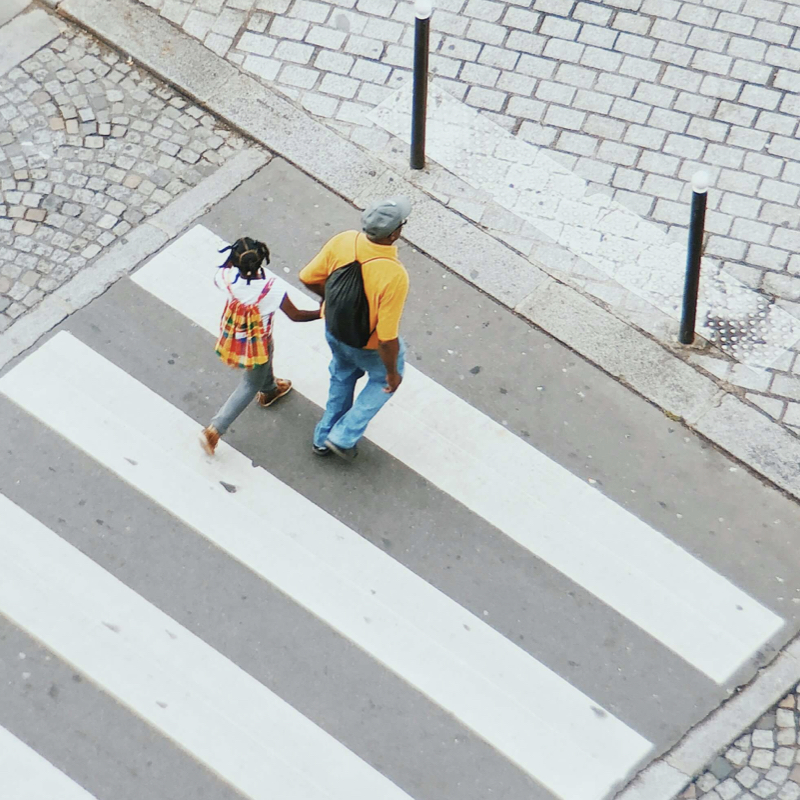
[0,24,249,332]
[684,683,800,800]
[136,0,800,439]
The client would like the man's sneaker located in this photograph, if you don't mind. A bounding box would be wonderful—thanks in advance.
[200,426,220,456]
[312,444,331,456]
[257,378,292,408]
[324,439,358,461]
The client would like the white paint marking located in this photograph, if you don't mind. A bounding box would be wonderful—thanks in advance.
[0,724,97,800]
[0,333,650,800]
[369,83,800,370]
[131,225,784,685]
[0,494,414,800]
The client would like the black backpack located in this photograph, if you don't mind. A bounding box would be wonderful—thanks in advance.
[324,235,387,348]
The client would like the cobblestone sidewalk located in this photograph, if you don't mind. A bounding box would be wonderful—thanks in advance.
[0,17,251,332]
[685,683,800,800]
[135,0,800,443]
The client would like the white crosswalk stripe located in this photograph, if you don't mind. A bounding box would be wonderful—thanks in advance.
[0,223,785,800]
[0,724,98,800]
[0,493,414,800]
[131,224,784,685]
[0,331,651,800]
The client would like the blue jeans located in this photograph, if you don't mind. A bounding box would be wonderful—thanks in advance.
[314,331,406,450]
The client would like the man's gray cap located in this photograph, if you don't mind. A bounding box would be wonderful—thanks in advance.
[361,196,412,239]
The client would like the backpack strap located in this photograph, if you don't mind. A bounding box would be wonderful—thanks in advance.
[256,277,275,303]
[353,231,399,268]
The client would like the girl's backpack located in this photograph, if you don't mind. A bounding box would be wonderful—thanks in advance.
[214,270,276,369]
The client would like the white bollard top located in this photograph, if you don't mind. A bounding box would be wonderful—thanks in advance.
[415,0,432,18]
[692,171,711,194]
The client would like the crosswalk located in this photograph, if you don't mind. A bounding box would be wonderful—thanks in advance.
[0,724,96,800]
[0,224,786,800]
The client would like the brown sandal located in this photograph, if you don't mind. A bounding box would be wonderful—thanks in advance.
[257,378,292,408]
[200,425,220,455]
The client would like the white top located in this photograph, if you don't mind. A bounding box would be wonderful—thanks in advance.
[220,267,289,317]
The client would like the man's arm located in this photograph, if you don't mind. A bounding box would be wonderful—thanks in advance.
[378,338,402,393]
[374,271,409,393]
[280,294,321,322]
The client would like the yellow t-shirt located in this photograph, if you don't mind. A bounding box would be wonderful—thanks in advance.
[299,230,409,350]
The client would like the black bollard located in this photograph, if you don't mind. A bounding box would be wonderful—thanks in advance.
[679,172,710,345]
[410,0,431,170]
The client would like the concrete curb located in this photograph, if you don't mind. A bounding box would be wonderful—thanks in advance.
[0,148,270,371]
[616,630,800,800]
[53,0,800,506]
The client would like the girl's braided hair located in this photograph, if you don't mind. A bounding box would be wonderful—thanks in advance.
[217,237,271,284]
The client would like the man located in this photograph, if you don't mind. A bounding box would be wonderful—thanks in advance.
[299,196,411,461]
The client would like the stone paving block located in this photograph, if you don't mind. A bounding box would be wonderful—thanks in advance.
[465,19,507,45]
[756,111,797,136]
[464,0,505,22]
[609,97,650,123]
[747,393,784,419]
[274,40,314,64]
[573,1,613,25]
[315,49,355,74]
[479,44,520,70]
[466,85,506,111]
[319,72,360,97]
[502,7,540,31]
[580,45,623,72]
[495,70,535,95]
[701,75,742,102]
[543,38,585,63]
[759,179,799,205]
[506,96,545,120]
[625,124,666,150]
[305,25,346,48]
[238,32,277,57]
[363,16,403,41]
[461,62,501,87]
[578,23,618,48]
[653,40,694,66]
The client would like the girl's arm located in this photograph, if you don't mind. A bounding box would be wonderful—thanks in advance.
[280,294,322,322]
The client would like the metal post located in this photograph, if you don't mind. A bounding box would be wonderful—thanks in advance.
[679,171,710,345]
[410,0,431,170]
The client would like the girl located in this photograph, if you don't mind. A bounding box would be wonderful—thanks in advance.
[201,236,320,455]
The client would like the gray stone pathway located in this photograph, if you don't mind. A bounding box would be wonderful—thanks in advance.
[685,683,800,800]
[0,19,251,333]
[133,0,800,440]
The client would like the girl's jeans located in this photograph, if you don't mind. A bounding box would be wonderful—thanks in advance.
[211,339,277,435]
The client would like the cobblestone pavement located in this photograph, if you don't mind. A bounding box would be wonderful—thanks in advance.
[0,18,251,333]
[136,0,800,438]
[684,683,800,800]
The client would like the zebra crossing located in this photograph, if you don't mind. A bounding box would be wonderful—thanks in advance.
[0,724,96,800]
[0,224,788,800]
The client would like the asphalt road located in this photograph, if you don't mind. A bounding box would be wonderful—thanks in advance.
[2,158,800,800]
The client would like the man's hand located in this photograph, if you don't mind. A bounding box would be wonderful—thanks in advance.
[384,371,402,393]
